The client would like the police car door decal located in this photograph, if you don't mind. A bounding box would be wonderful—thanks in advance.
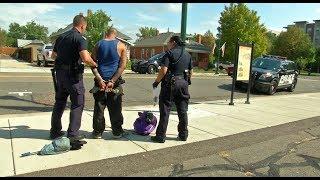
[279,74,295,86]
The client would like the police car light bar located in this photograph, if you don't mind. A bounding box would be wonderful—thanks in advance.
[262,54,287,60]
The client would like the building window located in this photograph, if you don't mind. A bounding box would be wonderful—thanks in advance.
[133,49,136,57]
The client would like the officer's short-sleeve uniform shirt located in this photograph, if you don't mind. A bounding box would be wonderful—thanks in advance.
[54,28,88,66]
[160,46,193,76]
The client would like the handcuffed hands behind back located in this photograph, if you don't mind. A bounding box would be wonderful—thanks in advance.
[98,80,106,91]
[106,81,114,92]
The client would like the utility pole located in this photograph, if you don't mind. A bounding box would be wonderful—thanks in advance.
[181,3,188,44]
[171,3,188,112]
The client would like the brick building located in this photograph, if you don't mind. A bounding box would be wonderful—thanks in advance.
[130,32,212,69]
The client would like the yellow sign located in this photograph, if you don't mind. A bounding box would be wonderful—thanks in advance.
[236,45,252,81]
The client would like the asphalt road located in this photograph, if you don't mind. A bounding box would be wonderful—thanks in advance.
[0,72,319,115]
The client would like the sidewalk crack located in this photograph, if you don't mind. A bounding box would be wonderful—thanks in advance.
[8,119,16,176]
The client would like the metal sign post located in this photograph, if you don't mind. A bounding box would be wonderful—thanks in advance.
[245,42,254,104]
[230,39,254,106]
[229,38,240,106]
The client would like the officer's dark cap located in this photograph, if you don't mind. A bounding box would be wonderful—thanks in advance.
[73,15,87,26]
[169,36,185,46]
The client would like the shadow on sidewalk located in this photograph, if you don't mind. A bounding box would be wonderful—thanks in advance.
[0,124,183,144]
[106,129,182,143]
[0,125,92,140]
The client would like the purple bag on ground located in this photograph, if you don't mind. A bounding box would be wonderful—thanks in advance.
[133,111,157,136]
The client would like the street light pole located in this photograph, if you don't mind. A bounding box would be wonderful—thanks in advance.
[181,3,188,44]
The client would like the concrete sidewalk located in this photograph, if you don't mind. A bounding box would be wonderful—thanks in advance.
[0,92,319,176]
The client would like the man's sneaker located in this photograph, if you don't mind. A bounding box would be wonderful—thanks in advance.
[112,131,129,139]
[68,134,86,142]
[92,131,102,139]
[49,131,65,140]
[151,136,165,143]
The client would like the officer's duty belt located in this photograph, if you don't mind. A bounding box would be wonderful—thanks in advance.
[55,64,71,70]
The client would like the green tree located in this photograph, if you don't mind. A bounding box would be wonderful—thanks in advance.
[218,3,268,62]
[136,27,159,40]
[202,30,215,49]
[7,22,25,46]
[6,21,49,46]
[271,26,315,69]
[311,47,320,73]
[23,21,49,42]
[86,9,112,52]
[266,31,277,54]
[7,22,25,39]
[0,28,7,47]
[190,33,197,42]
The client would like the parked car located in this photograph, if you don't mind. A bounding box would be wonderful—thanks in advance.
[213,61,233,70]
[235,55,298,95]
[132,52,165,74]
[226,66,234,76]
[131,58,144,72]
[37,44,54,67]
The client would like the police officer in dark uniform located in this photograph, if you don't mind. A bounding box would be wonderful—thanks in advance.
[151,36,193,143]
[50,15,98,141]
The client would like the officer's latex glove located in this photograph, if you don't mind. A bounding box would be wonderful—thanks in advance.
[152,81,159,89]
[98,80,106,91]
[106,81,114,92]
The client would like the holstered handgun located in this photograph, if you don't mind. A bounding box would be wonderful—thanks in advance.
[72,58,84,81]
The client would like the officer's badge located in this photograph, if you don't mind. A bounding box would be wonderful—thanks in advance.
[82,36,87,40]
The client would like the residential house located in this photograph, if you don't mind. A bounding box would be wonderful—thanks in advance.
[17,39,45,62]
[130,32,212,69]
[49,11,133,59]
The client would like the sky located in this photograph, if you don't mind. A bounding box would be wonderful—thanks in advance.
[0,3,320,42]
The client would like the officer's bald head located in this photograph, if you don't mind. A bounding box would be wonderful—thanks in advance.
[73,15,87,34]
[73,15,87,26]
[105,27,117,37]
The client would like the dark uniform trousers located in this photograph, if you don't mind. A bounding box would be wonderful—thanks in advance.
[92,81,124,136]
[51,69,85,137]
[156,76,190,139]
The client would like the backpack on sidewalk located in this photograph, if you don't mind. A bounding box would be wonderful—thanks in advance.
[133,111,157,136]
